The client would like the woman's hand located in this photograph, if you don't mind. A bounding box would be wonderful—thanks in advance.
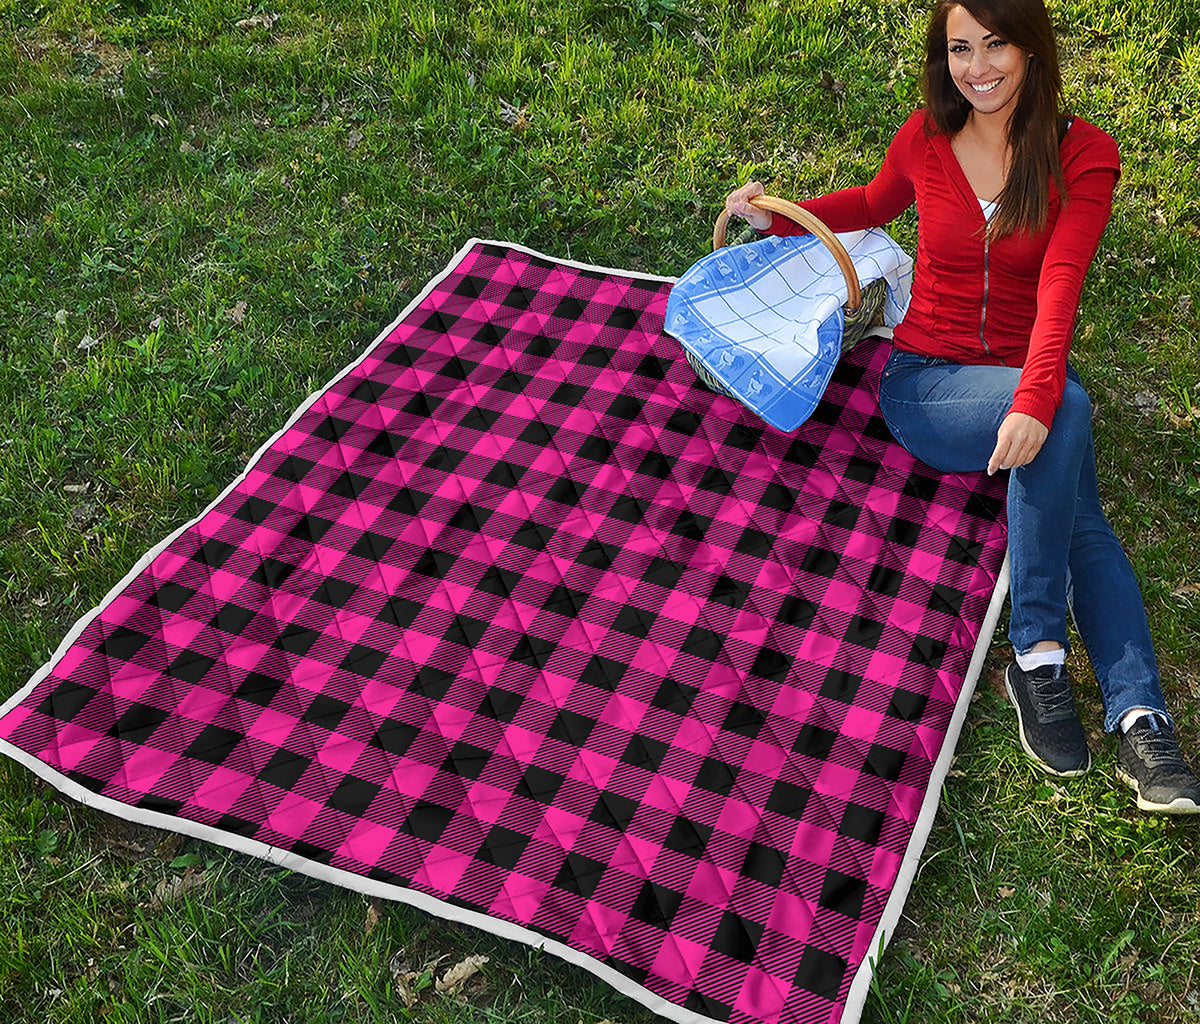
[987,412,1049,475]
[725,181,773,232]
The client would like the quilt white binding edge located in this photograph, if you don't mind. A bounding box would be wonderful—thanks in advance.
[0,238,1007,1024]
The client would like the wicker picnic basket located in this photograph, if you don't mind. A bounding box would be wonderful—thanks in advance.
[684,195,888,396]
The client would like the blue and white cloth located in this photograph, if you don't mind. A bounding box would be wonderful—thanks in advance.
[665,229,914,432]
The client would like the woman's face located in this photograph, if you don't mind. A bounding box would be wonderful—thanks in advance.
[945,5,1030,121]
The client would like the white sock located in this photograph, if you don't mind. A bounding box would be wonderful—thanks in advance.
[1015,648,1066,673]
[1120,709,1163,733]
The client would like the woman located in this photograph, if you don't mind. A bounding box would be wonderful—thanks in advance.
[725,0,1199,813]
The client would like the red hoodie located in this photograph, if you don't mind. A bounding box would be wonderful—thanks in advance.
[765,109,1120,429]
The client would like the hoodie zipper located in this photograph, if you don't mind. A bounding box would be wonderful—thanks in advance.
[979,226,992,357]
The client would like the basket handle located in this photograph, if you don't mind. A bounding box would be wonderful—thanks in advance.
[713,195,862,312]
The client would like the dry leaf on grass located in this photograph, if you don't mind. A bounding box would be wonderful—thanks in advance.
[388,953,427,1008]
[151,868,208,907]
[236,12,279,30]
[436,954,489,994]
[77,333,100,350]
[149,113,168,128]
[227,300,248,324]
[364,898,382,935]
[498,98,528,128]
[1131,390,1157,413]
[347,129,364,151]
[394,974,421,1008]
[818,71,845,95]
[997,886,1016,899]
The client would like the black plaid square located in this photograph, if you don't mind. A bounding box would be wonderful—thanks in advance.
[750,647,791,683]
[695,757,738,795]
[402,800,454,843]
[109,703,170,745]
[683,626,723,661]
[621,735,668,773]
[289,514,334,544]
[630,881,683,928]
[643,558,683,589]
[887,688,928,722]
[377,596,422,629]
[516,765,564,804]
[519,421,557,446]
[580,655,627,690]
[663,817,712,858]
[671,510,709,541]
[548,709,597,746]
[371,718,420,756]
[740,841,786,887]
[765,780,811,820]
[723,702,766,739]
[794,946,846,1000]
[794,724,838,761]
[863,742,906,782]
[409,666,455,701]
[819,869,868,919]
[866,564,904,597]
[476,825,529,869]
[611,605,655,638]
[250,557,297,588]
[94,624,151,662]
[328,775,381,816]
[442,741,491,779]
[147,582,195,612]
[821,670,861,703]
[801,547,839,578]
[235,672,285,707]
[259,749,310,789]
[710,911,763,964]
[477,687,523,722]
[777,595,817,628]
[824,500,860,528]
[209,603,255,634]
[302,694,352,730]
[589,791,638,831]
[759,483,797,512]
[167,649,216,684]
[185,725,242,766]
[553,851,607,898]
[652,678,697,714]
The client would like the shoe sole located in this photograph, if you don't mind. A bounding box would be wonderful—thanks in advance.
[1115,766,1200,815]
[1004,667,1091,778]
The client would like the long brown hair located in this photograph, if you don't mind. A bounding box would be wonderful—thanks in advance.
[923,0,1069,238]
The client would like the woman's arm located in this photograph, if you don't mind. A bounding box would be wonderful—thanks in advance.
[1007,164,1119,428]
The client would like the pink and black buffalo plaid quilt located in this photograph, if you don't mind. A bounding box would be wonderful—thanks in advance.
[0,241,1008,1024]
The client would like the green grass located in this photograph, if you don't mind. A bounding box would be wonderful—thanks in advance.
[2,0,1199,1021]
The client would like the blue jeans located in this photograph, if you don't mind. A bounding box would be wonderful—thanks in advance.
[878,349,1168,732]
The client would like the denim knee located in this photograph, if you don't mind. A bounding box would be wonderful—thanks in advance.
[1040,379,1092,458]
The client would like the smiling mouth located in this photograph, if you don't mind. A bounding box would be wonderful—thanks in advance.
[970,80,1001,93]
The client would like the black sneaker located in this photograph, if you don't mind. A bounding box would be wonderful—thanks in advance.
[1004,662,1092,776]
[1116,716,1200,814]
